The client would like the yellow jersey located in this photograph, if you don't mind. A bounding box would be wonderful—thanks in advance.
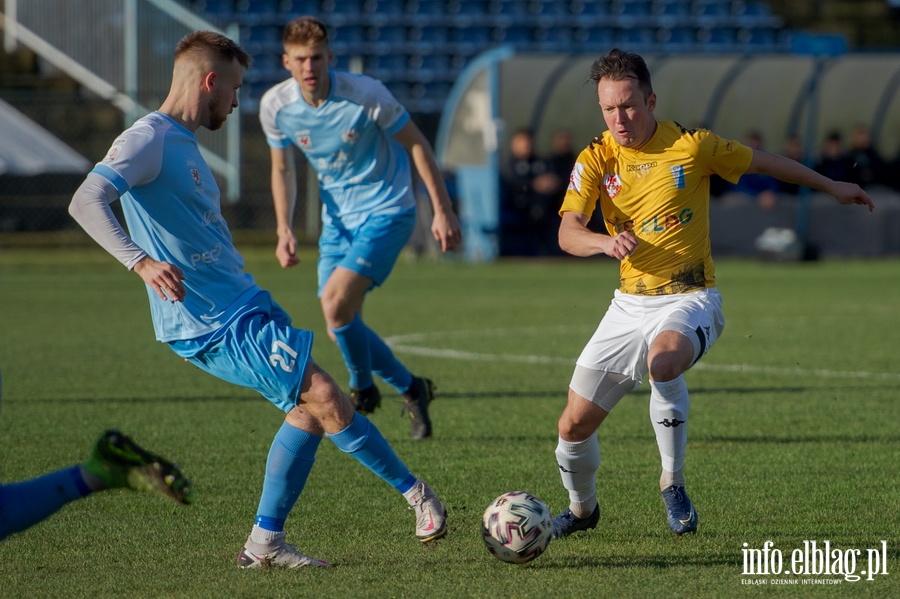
[560,121,753,295]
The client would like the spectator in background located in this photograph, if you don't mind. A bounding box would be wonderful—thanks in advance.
[779,135,805,196]
[847,124,887,189]
[722,130,779,210]
[501,128,561,255]
[815,131,855,183]
[548,128,577,190]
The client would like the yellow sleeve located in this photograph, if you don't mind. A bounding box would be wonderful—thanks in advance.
[694,131,753,184]
[559,147,603,218]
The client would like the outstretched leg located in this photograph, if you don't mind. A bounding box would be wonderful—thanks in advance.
[1,429,192,542]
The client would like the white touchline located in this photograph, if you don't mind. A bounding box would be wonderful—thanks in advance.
[384,330,900,382]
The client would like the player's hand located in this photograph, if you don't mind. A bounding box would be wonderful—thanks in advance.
[606,231,639,261]
[276,232,300,268]
[133,257,186,302]
[831,181,875,212]
[431,211,462,252]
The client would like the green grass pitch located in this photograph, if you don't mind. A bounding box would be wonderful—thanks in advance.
[0,246,897,598]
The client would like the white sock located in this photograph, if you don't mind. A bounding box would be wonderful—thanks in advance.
[250,524,283,545]
[649,376,689,482]
[660,468,686,491]
[402,479,425,506]
[555,434,600,518]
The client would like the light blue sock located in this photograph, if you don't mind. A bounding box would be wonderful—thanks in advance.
[254,422,322,531]
[0,466,91,541]
[368,329,414,394]
[331,315,373,390]
[327,413,416,493]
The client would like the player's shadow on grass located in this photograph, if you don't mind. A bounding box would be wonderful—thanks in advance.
[22,395,256,404]
[532,553,738,569]
[438,386,811,401]
[438,390,564,400]
[689,386,809,395]
[695,433,900,444]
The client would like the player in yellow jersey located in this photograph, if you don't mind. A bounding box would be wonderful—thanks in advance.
[551,49,874,538]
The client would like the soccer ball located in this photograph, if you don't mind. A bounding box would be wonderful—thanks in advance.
[481,491,553,564]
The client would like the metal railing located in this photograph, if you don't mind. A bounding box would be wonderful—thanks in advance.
[0,0,242,201]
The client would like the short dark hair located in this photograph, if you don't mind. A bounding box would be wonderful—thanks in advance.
[175,30,251,69]
[283,16,329,47]
[589,48,653,100]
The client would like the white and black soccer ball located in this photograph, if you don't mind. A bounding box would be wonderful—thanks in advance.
[481,491,553,564]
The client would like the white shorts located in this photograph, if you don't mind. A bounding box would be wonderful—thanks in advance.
[574,288,725,386]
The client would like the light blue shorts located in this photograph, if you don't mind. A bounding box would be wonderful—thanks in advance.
[317,210,416,297]
[169,291,313,413]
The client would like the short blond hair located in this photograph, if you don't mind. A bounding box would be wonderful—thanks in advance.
[283,17,329,48]
[175,30,251,69]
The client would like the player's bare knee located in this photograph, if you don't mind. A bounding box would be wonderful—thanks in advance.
[648,353,690,382]
[648,331,694,381]
[299,362,343,410]
[319,294,352,328]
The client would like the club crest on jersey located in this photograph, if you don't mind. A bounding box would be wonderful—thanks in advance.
[604,174,622,199]
[296,130,312,149]
[190,168,202,188]
[341,129,359,144]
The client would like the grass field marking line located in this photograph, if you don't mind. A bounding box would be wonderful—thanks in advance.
[385,329,900,381]
[385,326,577,365]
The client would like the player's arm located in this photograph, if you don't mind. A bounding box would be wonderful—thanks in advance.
[746,148,874,212]
[68,173,185,302]
[393,120,462,252]
[559,211,637,260]
[270,144,300,267]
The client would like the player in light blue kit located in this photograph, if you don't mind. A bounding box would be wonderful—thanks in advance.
[69,30,447,568]
[1,365,192,541]
[259,17,462,439]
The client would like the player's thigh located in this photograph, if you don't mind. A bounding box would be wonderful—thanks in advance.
[648,288,725,367]
[575,291,649,382]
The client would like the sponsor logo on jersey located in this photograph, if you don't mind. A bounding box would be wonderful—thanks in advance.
[670,165,685,189]
[626,162,657,172]
[317,150,351,172]
[190,242,223,267]
[605,215,635,234]
[604,174,622,199]
[201,209,224,229]
[640,207,694,233]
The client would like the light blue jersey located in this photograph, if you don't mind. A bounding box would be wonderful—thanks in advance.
[259,70,416,230]
[91,112,258,342]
